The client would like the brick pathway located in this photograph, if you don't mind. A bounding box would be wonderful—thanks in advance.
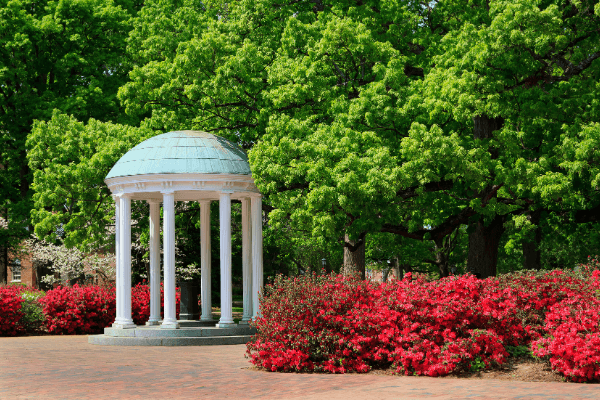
[1,336,598,399]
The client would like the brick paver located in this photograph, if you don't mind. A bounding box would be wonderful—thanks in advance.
[1,336,598,399]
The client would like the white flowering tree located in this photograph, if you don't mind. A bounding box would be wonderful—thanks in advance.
[24,236,115,286]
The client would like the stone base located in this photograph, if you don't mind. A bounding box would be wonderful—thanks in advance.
[216,322,237,328]
[237,320,251,325]
[112,322,136,329]
[178,320,217,328]
[89,324,257,346]
[160,322,180,329]
[88,335,253,346]
[145,320,161,326]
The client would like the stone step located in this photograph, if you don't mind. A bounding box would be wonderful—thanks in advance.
[177,320,220,327]
[88,334,253,346]
[103,325,256,338]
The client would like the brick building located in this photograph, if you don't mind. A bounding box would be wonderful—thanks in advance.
[5,252,38,287]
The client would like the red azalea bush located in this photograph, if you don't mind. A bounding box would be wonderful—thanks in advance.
[247,274,511,375]
[532,260,600,382]
[2,282,182,335]
[131,282,181,325]
[40,284,116,334]
[41,283,181,333]
[247,263,600,382]
[0,285,26,336]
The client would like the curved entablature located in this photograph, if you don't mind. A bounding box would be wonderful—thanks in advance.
[105,173,260,201]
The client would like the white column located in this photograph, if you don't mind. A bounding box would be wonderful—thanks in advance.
[251,195,263,319]
[217,191,235,327]
[113,194,135,328]
[146,200,161,326]
[200,200,212,322]
[112,195,122,326]
[240,197,253,324]
[161,191,179,329]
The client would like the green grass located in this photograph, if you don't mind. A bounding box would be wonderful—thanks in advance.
[212,306,244,313]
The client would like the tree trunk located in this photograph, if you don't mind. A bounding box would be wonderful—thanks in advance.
[467,215,505,279]
[401,263,412,279]
[522,210,542,270]
[473,114,504,159]
[473,115,504,139]
[343,234,365,279]
[434,238,450,278]
[0,244,6,284]
[382,266,389,282]
[390,257,400,280]
[466,114,506,279]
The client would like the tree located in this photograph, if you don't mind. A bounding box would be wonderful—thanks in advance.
[24,236,116,285]
[252,0,600,278]
[0,0,140,282]
[116,0,600,278]
[28,0,599,281]
[414,0,600,277]
[27,112,154,250]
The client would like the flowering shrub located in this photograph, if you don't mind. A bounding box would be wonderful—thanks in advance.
[40,285,116,334]
[532,259,600,382]
[2,283,182,335]
[24,236,116,285]
[247,264,600,382]
[0,285,26,336]
[131,282,181,325]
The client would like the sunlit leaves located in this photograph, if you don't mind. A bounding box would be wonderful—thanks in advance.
[27,112,154,250]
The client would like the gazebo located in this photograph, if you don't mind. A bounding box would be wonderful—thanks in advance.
[104,130,263,330]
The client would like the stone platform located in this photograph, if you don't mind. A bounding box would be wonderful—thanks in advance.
[88,322,256,346]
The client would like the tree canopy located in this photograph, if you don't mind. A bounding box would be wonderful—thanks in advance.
[20,0,600,283]
[0,0,142,281]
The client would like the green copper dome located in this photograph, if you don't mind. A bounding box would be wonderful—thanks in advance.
[106,131,251,179]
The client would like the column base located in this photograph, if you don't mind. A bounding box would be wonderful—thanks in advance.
[216,322,237,328]
[112,322,136,329]
[160,322,180,329]
[145,320,161,326]
[200,316,213,322]
[238,320,251,325]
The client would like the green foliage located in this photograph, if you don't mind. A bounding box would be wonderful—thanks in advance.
[506,345,534,359]
[470,356,486,372]
[0,0,141,253]
[19,291,45,332]
[23,0,600,278]
[27,112,154,250]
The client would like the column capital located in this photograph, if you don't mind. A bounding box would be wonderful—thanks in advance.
[118,193,133,200]
[160,190,175,195]
[219,190,234,195]
[112,194,120,201]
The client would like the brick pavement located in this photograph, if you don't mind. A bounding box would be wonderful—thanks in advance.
[1,336,598,399]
